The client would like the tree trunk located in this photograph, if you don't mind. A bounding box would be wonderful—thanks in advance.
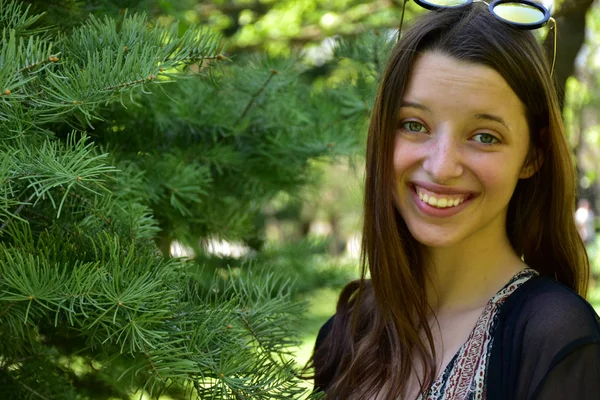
[543,0,594,109]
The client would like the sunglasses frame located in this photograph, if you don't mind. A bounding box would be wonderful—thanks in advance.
[487,0,551,29]
[397,0,556,75]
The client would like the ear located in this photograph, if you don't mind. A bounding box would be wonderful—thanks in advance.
[519,160,539,179]
[519,146,544,179]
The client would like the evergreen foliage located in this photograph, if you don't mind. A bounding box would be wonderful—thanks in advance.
[0,0,393,397]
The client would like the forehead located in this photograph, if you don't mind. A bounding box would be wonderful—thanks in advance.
[402,52,527,122]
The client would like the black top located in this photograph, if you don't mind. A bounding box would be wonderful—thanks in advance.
[314,276,600,399]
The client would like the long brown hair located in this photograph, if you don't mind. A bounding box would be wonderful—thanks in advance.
[312,3,590,399]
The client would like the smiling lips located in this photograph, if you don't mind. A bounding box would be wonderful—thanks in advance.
[414,185,470,209]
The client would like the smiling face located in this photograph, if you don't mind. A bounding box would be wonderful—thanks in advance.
[393,51,536,249]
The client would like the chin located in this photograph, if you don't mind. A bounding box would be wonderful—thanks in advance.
[406,224,462,248]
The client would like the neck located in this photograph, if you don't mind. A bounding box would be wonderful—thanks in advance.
[422,227,526,315]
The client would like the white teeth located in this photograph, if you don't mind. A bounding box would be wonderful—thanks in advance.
[414,186,468,209]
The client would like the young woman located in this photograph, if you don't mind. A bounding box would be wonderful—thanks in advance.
[311,2,600,399]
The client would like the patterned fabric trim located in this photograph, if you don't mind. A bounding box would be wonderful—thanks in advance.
[418,268,539,400]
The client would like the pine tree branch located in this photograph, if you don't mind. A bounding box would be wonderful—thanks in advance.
[57,187,112,227]
[0,302,15,319]
[21,208,73,235]
[17,55,59,74]
[201,55,227,62]
[0,0,46,36]
[143,347,163,381]
[0,2,366,398]
[237,311,285,370]
[0,193,34,233]
[234,69,279,126]
[163,54,227,64]
[102,75,156,92]
[237,307,303,381]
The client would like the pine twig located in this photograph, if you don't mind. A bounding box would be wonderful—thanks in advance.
[57,187,112,227]
[237,311,291,371]
[17,55,59,74]
[143,346,163,381]
[0,193,35,233]
[162,53,227,64]
[0,303,15,319]
[238,312,265,354]
[234,69,279,126]
[103,75,156,91]
[202,55,227,61]
[102,55,227,92]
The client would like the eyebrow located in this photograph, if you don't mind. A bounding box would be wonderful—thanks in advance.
[474,113,511,131]
[400,101,511,131]
[400,101,431,113]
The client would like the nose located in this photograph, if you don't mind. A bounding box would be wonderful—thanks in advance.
[422,130,464,183]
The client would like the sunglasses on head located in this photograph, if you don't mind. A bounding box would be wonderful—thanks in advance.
[397,0,557,75]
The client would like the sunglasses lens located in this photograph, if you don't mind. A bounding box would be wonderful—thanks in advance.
[421,0,470,7]
[492,2,546,25]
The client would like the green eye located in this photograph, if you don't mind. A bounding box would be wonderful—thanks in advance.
[402,121,427,133]
[473,133,499,144]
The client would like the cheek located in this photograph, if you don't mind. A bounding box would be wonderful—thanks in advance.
[476,163,522,198]
[393,137,420,175]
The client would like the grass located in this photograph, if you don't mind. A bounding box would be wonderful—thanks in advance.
[588,282,600,313]
[293,287,340,367]
[286,287,340,398]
